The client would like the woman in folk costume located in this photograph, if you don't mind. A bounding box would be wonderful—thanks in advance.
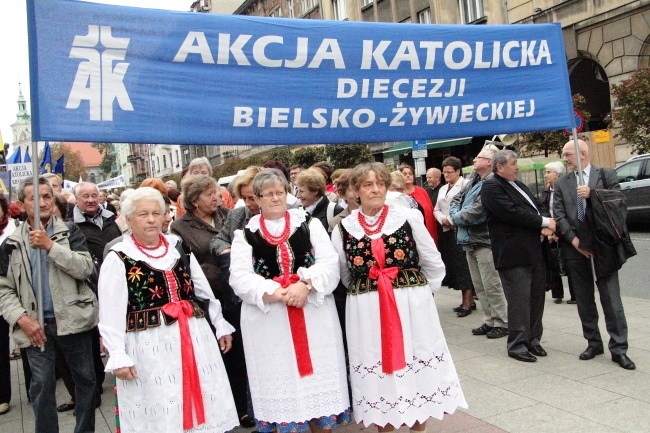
[98,187,238,433]
[331,162,467,432]
[229,168,350,433]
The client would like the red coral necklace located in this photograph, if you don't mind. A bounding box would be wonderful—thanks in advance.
[131,233,169,259]
[259,211,291,246]
[358,205,388,236]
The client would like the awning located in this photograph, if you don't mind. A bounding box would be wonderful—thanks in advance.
[383,137,473,158]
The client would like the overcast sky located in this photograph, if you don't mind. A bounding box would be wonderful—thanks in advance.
[0,0,208,147]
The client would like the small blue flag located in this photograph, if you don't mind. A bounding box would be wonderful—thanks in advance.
[6,147,21,164]
[40,141,53,174]
[53,154,64,175]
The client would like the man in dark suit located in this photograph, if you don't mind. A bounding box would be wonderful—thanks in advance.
[424,167,442,205]
[481,150,555,362]
[553,139,635,370]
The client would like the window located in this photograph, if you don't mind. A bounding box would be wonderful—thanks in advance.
[163,154,167,169]
[417,8,431,24]
[333,0,347,20]
[270,6,282,17]
[400,17,412,23]
[616,160,642,183]
[301,0,316,13]
[459,0,484,24]
[176,150,180,167]
[362,0,373,6]
[287,0,294,18]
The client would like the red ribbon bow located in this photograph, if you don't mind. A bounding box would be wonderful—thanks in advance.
[368,238,406,374]
[273,274,300,288]
[162,300,205,430]
[273,273,314,377]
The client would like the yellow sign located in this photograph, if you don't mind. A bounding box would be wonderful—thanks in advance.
[593,129,610,143]
[0,177,8,195]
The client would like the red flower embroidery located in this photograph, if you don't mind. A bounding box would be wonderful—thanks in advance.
[149,286,163,299]
[183,280,192,294]
[394,249,405,260]
[353,256,364,266]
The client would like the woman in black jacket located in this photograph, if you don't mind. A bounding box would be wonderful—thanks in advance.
[295,168,343,232]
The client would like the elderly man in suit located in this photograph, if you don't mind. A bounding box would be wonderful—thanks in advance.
[481,150,555,362]
[553,139,635,370]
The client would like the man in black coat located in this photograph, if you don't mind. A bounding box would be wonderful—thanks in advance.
[481,150,555,363]
[553,139,635,370]
[73,181,122,399]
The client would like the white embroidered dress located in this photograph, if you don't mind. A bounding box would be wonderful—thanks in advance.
[98,234,238,433]
[331,205,467,428]
[229,208,349,425]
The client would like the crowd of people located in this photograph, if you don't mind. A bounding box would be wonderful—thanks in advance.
[0,140,636,433]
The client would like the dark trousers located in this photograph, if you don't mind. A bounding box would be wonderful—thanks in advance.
[222,307,250,420]
[27,321,96,433]
[564,255,628,355]
[498,263,546,355]
[0,316,10,404]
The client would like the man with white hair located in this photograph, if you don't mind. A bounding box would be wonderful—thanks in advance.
[450,147,508,339]
[554,139,635,370]
[424,167,442,206]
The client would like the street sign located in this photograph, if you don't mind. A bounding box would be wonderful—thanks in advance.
[413,150,428,158]
[564,109,584,136]
[413,139,428,158]
[413,140,428,151]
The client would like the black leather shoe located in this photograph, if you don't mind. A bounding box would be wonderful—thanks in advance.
[509,352,537,362]
[472,323,493,335]
[57,402,75,412]
[529,345,547,357]
[486,327,508,339]
[456,307,472,317]
[579,346,604,360]
[453,302,476,312]
[612,354,636,370]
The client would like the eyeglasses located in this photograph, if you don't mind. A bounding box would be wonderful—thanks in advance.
[474,156,491,161]
[442,170,458,175]
[258,191,286,199]
[561,152,575,157]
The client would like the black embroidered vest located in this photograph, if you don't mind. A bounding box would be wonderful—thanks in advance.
[115,242,205,332]
[244,220,316,279]
[339,221,428,295]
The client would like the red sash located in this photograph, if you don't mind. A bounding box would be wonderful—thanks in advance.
[273,273,314,377]
[368,237,406,374]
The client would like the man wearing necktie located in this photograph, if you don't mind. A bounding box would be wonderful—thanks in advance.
[553,139,635,370]
[481,150,554,363]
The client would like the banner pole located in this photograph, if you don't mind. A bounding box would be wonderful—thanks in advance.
[571,127,584,185]
[31,141,44,351]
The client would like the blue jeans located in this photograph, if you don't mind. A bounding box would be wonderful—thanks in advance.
[26,320,96,433]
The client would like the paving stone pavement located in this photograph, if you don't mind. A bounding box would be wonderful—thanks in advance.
[2,287,648,433]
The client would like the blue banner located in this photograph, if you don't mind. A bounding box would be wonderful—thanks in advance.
[28,0,574,145]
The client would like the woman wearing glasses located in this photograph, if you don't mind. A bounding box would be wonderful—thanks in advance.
[229,168,350,433]
[435,157,475,317]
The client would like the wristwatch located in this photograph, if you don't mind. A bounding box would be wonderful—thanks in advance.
[300,279,313,292]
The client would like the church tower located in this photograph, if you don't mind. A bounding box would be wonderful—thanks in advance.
[10,84,32,157]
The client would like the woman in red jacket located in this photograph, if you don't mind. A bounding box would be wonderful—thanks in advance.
[399,164,438,247]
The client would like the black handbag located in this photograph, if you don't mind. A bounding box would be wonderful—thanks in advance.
[591,170,628,244]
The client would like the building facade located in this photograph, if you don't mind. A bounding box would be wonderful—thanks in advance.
[208,0,650,166]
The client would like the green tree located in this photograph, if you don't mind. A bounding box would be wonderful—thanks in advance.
[292,146,326,168]
[91,142,116,175]
[611,68,650,155]
[519,94,590,157]
[51,142,87,180]
[326,144,373,169]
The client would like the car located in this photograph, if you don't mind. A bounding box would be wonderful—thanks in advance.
[615,154,650,224]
